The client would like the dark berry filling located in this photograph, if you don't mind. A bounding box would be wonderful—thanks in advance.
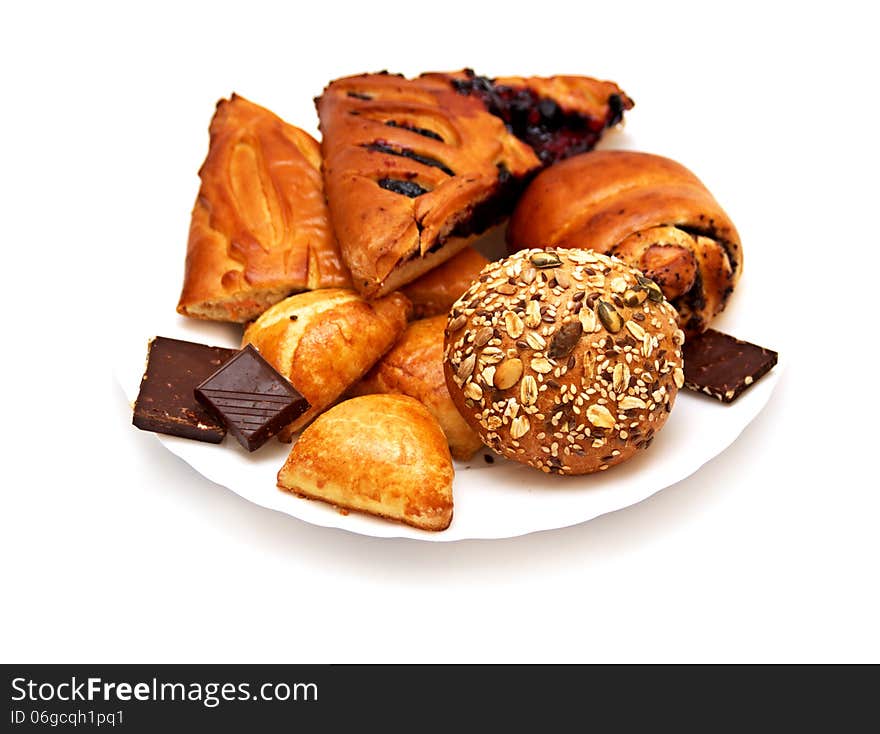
[384,120,445,142]
[378,178,429,198]
[451,70,621,166]
[363,142,455,176]
[607,93,625,127]
[448,163,525,239]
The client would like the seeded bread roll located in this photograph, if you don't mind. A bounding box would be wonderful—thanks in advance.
[443,248,684,475]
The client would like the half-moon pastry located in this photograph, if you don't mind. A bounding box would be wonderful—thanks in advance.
[349,315,483,460]
[507,151,741,334]
[277,395,454,531]
[241,288,410,437]
[316,70,631,298]
[177,94,350,323]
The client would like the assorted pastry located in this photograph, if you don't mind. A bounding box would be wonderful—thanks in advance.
[349,315,483,461]
[132,69,778,531]
[315,70,631,298]
[278,394,455,531]
[507,150,741,335]
[177,94,350,323]
[401,246,488,320]
[240,288,410,439]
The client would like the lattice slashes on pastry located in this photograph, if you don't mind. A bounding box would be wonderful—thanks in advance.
[316,70,632,299]
[177,94,351,323]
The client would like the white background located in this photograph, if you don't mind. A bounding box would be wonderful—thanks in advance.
[1,1,877,662]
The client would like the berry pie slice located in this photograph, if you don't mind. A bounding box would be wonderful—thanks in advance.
[316,70,632,298]
[445,70,633,166]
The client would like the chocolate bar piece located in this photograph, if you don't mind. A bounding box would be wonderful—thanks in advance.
[132,337,237,442]
[195,344,310,451]
[683,329,778,403]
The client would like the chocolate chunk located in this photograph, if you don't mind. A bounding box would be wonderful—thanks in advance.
[195,345,309,451]
[132,337,236,442]
[683,329,778,403]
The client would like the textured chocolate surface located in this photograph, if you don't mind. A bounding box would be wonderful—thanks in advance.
[683,329,778,403]
[195,345,310,451]
[132,337,236,442]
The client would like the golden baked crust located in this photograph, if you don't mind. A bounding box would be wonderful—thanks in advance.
[507,151,742,334]
[316,72,541,298]
[349,316,483,461]
[443,249,683,475]
[242,288,410,437]
[277,395,454,531]
[177,94,350,323]
[401,246,489,319]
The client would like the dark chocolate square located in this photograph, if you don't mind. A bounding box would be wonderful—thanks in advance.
[195,344,309,451]
[683,329,778,403]
[132,337,237,442]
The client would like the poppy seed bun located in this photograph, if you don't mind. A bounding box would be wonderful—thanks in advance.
[506,151,742,335]
[443,248,684,475]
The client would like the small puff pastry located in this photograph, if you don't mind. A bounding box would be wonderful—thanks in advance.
[178,94,350,323]
[507,151,742,334]
[278,395,454,531]
[349,316,483,461]
[401,246,489,320]
[242,288,411,437]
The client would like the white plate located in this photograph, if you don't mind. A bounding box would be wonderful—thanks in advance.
[116,228,782,541]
